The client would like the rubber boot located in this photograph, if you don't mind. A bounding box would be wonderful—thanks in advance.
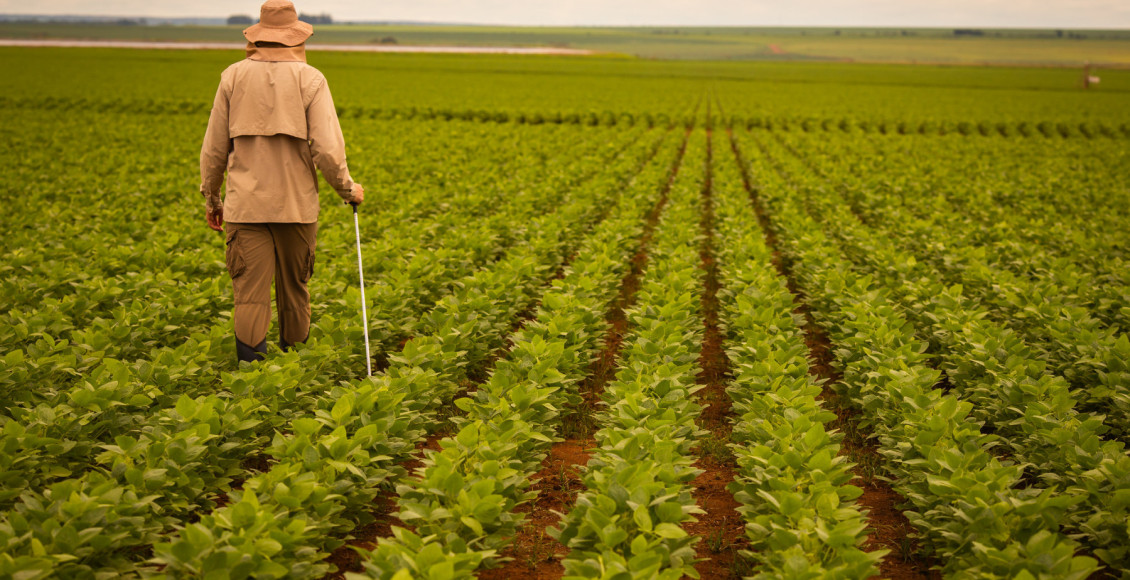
[237,338,268,363]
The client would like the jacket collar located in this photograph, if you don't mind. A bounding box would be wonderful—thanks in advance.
[246,42,307,62]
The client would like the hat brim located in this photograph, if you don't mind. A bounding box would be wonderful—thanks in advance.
[243,20,313,46]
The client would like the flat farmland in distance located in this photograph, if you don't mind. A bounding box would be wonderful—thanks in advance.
[3,46,1129,122]
[1,45,1129,580]
[3,22,1130,64]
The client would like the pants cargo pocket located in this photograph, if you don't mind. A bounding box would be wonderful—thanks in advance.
[225,230,247,279]
[302,245,315,283]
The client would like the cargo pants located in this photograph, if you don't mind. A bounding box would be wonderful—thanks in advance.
[225,222,318,360]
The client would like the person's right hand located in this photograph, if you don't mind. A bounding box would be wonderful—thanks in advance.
[349,183,365,205]
[206,206,224,232]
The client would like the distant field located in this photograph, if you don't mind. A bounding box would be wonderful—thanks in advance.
[2,22,1130,65]
[3,46,1127,125]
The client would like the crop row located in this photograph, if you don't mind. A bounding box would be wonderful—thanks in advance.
[349,128,685,579]
[730,115,1130,139]
[5,95,1127,140]
[0,115,582,386]
[710,129,882,578]
[734,128,1111,577]
[0,121,645,521]
[769,129,1130,316]
[0,117,626,372]
[0,96,678,129]
[764,130,1130,444]
[751,129,1130,573]
[2,116,631,388]
[150,127,672,580]
[0,127,662,579]
[547,129,705,579]
[357,109,1130,141]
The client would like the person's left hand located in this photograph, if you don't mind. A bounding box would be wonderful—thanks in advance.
[206,206,224,232]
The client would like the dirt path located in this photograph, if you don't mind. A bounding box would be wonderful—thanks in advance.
[0,39,594,54]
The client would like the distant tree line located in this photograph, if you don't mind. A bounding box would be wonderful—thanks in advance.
[951,28,1091,39]
[656,27,1095,39]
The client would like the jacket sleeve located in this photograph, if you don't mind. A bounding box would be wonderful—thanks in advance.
[306,78,357,202]
[200,76,231,212]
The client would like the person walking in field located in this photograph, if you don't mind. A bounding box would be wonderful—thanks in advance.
[200,0,364,362]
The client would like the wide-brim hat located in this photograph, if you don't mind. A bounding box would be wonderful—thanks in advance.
[243,0,313,46]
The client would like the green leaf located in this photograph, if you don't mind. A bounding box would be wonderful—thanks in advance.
[460,516,484,536]
[331,395,354,424]
[633,505,653,532]
[175,395,195,419]
[653,523,687,539]
[4,350,24,366]
[293,418,320,436]
[455,424,479,448]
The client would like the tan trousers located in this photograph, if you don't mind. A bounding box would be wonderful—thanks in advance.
[225,222,318,348]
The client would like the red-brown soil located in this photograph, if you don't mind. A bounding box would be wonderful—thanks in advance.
[810,329,937,580]
[686,454,749,579]
[478,440,592,579]
[322,436,438,579]
[325,253,573,579]
[475,129,692,579]
[686,126,748,578]
[763,106,1120,580]
[323,129,680,580]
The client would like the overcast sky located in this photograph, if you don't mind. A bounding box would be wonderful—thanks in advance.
[3,0,1129,28]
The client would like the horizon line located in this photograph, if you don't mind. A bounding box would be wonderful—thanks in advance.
[2,14,1130,31]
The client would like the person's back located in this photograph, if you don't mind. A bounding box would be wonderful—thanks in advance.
[199,0,364,362]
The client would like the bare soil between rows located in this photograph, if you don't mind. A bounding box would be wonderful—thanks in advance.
[727,127,937,579]
[478,440,592,579]
[686,125,748,579]
[470,129,690,578]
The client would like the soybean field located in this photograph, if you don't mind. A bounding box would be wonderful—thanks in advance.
[1,46,1130,580]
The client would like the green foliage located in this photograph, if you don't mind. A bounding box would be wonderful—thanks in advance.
[711,131,881,578]
[349,129,683,578]
[1,45,1127,580]
[548,130,710,579]
[753,126,1130,571]
[737,127,1117,577]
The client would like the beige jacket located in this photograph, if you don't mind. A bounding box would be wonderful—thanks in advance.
[200,43,358,223]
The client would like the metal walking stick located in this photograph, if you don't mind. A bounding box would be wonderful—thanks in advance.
[351,202,372,377]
